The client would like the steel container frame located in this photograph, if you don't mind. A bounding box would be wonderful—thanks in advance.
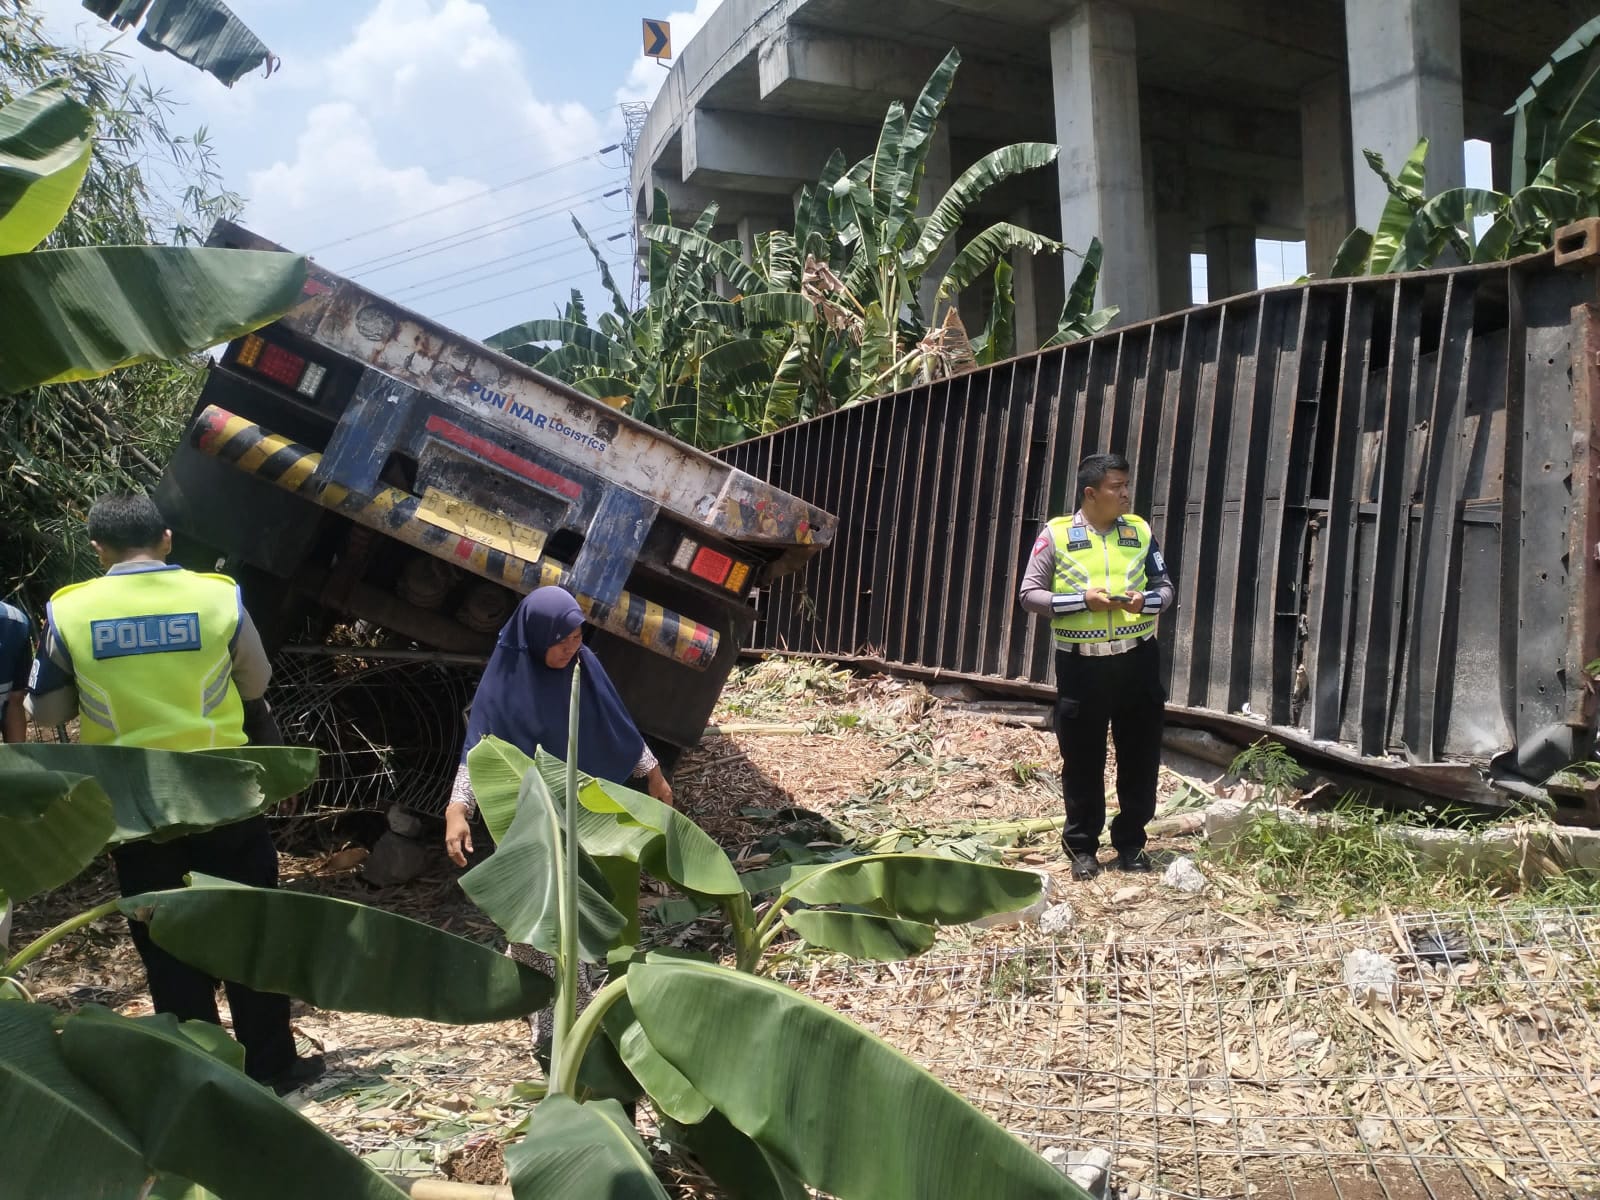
[720,232,1600,817]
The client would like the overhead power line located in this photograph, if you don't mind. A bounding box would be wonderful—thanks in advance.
[340,184,626,279]
[393,220,631,302]
[432,241,627,320]
[307,143,622,255]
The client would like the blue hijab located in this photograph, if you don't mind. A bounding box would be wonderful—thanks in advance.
[462,587,645,783]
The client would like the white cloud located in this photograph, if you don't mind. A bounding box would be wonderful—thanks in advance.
[241,0,619,291]
[617,0,725,104]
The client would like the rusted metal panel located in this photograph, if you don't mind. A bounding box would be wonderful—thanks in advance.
[719,247,1600,813]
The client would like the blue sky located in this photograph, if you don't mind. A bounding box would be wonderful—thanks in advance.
[32,0,726,340]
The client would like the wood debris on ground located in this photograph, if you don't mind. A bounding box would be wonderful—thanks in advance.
[9,656,1600,1197]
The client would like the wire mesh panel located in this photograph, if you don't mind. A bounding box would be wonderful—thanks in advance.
[267,648,484,816]
[720,255,1600,799]
[784,907,1600,1199]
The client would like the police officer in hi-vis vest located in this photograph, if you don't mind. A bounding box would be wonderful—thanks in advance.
[27,493,324,1095]
[1019,453,1176,881]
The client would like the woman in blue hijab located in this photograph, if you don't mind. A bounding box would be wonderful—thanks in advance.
[443,586,672,866]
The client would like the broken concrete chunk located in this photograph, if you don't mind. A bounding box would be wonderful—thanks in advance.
[1343,948,1400,1009]
[1110,885,1145,905]
[1039,903,1077,935]
[1287,1030,1321,1052]
[1041,1147,1112,1199]
[1161,855,1207,894]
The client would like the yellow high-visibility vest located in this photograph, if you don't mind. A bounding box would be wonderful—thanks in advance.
[48,567,248,749]
[1047,513,1159,646]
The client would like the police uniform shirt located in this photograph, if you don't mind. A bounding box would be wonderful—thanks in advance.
[1018,511,1175,620]
[28,561,273,728]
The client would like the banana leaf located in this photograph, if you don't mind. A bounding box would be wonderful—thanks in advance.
[643,223,763,297]
[604,988,711,1124]
[662,1110,809,1200]
[1391,187,1509,273]
[483,317,624,362]
[785,852,1042,924]
[126,874,553,1022]
[0,80,94,255]
[1328,226,1374,277]
[0,245,308,395]
[627,960,1087,1200]
[458,765,627,963]
[868,100,909,226]
[784,909,938,961]
[0,1002,150,1200]
[1365,140,1430,274]
[572,213,633,321]
[507,1095,668,1200]
[58,1006,407,1200]
[1540,117,1600,193]
[0,743,316,845]
[973,258,1015,365]
[888,50,961,230]
[912,144,1061,276]
[938,222,1061,301]
[0,765,115,903]
[1507,15,1600,191]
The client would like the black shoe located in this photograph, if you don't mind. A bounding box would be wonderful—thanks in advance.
[1069,852,1101,880]
[261,1054,326,1097]
[1117,849,1153,873]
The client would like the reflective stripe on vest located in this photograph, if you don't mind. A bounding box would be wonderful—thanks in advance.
[1047,513,1159,646]
[48,568,248,750]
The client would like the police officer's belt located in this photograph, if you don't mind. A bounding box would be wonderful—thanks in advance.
[1059,633,1153,658]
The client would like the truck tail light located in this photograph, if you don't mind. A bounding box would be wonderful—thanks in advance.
[235,333,326,400]
[672,536,753,593]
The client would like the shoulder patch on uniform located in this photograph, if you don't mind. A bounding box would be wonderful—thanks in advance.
[1032,529,1052,553]
[1151,549,1167,573]
[89,613,202,660]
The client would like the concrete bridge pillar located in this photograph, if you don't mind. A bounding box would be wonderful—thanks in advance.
[1301,72,1356,277]
[1050,0,1156,324]
[1344,0,1465,229]
[1205,224,1257,301]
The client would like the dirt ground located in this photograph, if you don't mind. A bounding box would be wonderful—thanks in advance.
[9,658,1599,1199]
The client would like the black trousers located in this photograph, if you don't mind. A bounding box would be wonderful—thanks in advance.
[110,816,296,1081]
[1054,639,1166,856]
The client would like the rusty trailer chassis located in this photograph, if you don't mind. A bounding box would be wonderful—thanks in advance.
[719,233,1600,824]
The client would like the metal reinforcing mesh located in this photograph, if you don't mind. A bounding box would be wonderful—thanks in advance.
[266,649,482,817]
[786,907,1600,1199]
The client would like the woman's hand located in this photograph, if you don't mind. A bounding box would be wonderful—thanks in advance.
[444,803,475,867]
[645,764,674,808]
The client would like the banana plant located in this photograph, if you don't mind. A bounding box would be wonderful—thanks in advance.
[1332,18,1600,277]
[0,742,452,1200]
[25,669,1086,1199]
[0,80,307,396]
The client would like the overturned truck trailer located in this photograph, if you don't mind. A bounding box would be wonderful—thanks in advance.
[720,226,1600,825]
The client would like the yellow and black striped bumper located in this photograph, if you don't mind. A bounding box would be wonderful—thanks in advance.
[193,405,719,669]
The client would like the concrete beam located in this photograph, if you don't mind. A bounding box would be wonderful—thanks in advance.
[1051,1,1156,324]
[642,172,795,229]
[1301,72,1355,277]
[758,27,1050,122]
[1345,0,1465,229]
[681,108,872,194]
